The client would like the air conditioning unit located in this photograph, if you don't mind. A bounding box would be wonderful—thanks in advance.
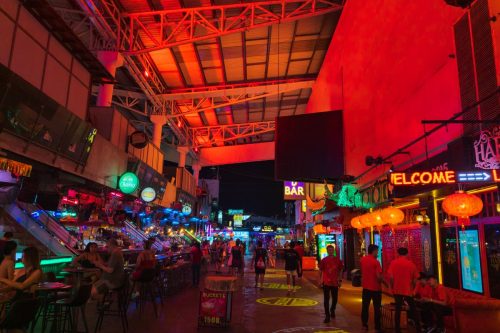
[453,0,500,134]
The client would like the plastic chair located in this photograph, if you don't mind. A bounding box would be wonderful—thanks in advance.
[0,298,40,333]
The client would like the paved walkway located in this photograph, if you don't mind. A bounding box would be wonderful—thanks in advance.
[81,259,392,333]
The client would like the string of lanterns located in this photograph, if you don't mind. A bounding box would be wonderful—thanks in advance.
[351,191,484,232]
[351,206,405,232]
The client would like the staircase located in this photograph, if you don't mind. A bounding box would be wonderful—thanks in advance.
[17,201,79,253]
[1,204,75,257]
[124,220,163,251]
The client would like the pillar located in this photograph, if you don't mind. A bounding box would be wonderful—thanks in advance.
[192,163,201,185]
[150,115,167,148]
[177,146,190,168]
[96,51,123,107]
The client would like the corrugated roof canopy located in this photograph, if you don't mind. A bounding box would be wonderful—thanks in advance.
[47,0,343,147]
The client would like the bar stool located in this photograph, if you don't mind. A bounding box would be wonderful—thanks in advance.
[54,284,92,333]
[131,269,158,318]
[95,277,130,333]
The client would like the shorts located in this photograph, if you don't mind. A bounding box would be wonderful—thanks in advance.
[285,270,297,277]
[94,279,115,295]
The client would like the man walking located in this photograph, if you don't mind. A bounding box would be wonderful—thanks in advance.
[284,241,300,294]
[360,244,384,332]
[388,247,420,333]
[319,245,343,323]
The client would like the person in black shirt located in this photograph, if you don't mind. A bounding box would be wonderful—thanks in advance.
[284,241,300,294]
[252,240,268,290]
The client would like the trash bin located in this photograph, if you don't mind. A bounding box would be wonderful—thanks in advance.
[351,269,361,287]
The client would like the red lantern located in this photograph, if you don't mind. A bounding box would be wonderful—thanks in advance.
[381,207,404,226]
[372,210,385,229]
[442,191,483,228]
[360,214,374,228]
[350,216,363,233]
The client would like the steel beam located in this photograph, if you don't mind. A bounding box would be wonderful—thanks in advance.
[159,78,315,100]
[167,82,312,118]
[121,0,344,55]
[191,121,276,148]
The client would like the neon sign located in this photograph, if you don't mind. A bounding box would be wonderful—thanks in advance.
[118,172,139,194]
[390,171,456,185]
[284,181,305,200]
[390,170,500,186]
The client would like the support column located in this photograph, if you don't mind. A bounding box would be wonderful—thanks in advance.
[177,146,190,168]
[192,163,201,185]
[150,115,167,148]
[96,51,123,107]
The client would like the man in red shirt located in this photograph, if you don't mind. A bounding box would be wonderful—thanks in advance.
[360,244,384,332]
[388,247,420,333]
[420,275,452,333]
[318,245,343,323]
[191,241,203,286]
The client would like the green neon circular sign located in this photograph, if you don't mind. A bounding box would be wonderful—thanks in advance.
[118,172,139,194]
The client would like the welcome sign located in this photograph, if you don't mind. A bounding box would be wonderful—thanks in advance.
[284,181,305,200]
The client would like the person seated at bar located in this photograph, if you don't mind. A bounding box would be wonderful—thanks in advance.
[414,272,431,299]
[419,275,452,333]
[132,240,156,280]
[92,238,125,300]
[73,242,103,268]
[0,247,42,300]
[0,241,17,282]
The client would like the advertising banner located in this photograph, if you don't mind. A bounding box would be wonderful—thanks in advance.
[199,291,231,327]
[459,229,483,294]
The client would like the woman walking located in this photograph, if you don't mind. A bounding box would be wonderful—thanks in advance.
[230,239,243,276]
[252,240,268,290]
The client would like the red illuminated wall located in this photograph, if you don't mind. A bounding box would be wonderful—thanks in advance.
[307,0,467,183]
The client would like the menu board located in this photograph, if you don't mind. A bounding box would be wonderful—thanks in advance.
[198,291,231,327]
[459,229,483,294]
[316,234,337,262]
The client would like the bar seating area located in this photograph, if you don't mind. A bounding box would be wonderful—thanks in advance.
[0,252,193,333]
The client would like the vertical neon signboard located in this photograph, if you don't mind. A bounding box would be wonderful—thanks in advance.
[459,229,483,293]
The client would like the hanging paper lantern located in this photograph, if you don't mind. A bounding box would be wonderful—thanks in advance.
[372,210,385,228]
[360,214,374,228]
[381,207,405,226]
[350,216,364,231]
[442,191,483,228]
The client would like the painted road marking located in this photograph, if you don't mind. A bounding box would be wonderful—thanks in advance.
[260,283,302,290]
[256,297,318,307]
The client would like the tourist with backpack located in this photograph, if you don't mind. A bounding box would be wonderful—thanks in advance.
[252,240,268,290]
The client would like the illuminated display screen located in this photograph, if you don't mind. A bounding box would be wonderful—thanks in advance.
[459,229,483,294]
[316,234,337,262]
[374,234,382,266]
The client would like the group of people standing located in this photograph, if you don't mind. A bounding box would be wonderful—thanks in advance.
[361,245,451,333]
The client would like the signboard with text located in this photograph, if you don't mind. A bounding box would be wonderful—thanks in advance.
[198,291,231,327]
[390,169,500,186]
[284,181,305,200]
[474,126,499,170]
